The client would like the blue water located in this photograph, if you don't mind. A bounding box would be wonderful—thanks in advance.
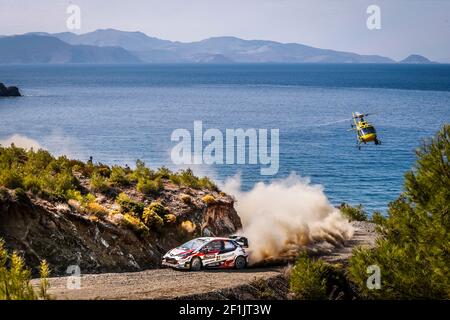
[1,64,449,212]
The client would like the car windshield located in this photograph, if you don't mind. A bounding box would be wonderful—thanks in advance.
[179,239,207,250]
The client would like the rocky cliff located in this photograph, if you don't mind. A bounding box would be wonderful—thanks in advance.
[0,182,241,276]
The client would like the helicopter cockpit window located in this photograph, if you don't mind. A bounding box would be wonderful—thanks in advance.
[360,127,376,135]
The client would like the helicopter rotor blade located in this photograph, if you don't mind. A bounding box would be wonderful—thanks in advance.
[315,118,353,127]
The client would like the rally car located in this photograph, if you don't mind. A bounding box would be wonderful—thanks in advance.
[162,236,249,271]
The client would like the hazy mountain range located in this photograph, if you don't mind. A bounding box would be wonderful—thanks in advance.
[0,29,434,64]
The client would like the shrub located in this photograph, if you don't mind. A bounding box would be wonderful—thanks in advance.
[142,209,164,229]
[202,194,216,205]
[90,173,110,193]
[121,214,149,236]
[290,252,350,300]
[180,194,191,204]
[146,202,168,217]
[109,166,129,186]
[371,211,386,225]
[290,253,327,299]
[137,177,163,196]
[0,169,23,189]
[0,238,50,300]
[169,173,181,186]
[23,175,41,194]
[155,166,172,179]
[181,220,196,233]
[40,171,77,200]
[130,159,154,182]
[142,202,167,229]
[198,177,218,191]
[178,169,200,189]
[14,188,29,203]
[115,193,144,216]
[349,125,450,299]
[66,190,95,208]
[250,277,276,299]
[94,164,111,178]
[85,202,109,218]
[163,213,177,224]
[338,203,368,221]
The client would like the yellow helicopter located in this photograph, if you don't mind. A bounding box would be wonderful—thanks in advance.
[348,112,381,149]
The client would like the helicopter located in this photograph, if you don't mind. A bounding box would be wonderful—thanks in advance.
[348,112,381,149]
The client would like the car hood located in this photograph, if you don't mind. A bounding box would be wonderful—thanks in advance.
[167,248,193,257]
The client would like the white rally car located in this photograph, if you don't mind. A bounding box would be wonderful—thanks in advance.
[162,236,249,271]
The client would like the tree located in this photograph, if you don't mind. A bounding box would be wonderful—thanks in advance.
[349,125,450,299]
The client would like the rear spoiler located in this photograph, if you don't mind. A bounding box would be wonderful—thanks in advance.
[230,236,248,248]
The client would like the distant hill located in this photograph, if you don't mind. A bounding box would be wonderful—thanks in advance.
[51,29,394,64]
[400,54,434,64]
[2,29,435,64]
[0,34,142,64]
[53,29,171,52]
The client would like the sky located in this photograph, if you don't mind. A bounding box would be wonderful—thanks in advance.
[0,0,449,62]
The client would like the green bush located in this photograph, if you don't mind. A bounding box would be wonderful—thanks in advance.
[137,177,163,196]
[121,214,149,237]
[0,238,50,300]
[90,173,110,193]
[66,190,96,208]
[339,203,368,221]
[109,166,130,186]
[371,211,386,225]
[0,146,82,201]
[23,175,41,195]
[142,202,167,229]
[142,209,164,229]
[115,193,144,216]
[130,159,155,182]
[169,173,181,186]
[198,177,218,191]
[0,169,23,189]
[155,166,172,179]
[290,252,350,300]
[93,164,111,178]
[147,202,168,216]
[349,125,450,299]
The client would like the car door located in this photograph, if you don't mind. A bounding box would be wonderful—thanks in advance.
[201,240,222,267]
[217,240,237,265]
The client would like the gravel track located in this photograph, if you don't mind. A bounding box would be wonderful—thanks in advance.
[33,221,377,300]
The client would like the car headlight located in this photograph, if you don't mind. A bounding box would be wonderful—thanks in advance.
[177,252,192,259]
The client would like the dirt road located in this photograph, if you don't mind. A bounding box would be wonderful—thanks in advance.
[33,221,376,300]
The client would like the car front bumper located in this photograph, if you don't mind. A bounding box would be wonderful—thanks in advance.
[161,257,191,270]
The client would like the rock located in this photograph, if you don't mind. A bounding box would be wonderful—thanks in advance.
[0,82,21,96]
[0,83,6,95]
[0,185,243,276]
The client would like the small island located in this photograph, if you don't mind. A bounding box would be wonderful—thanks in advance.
[0,82,21,96]
[400,54,434,64]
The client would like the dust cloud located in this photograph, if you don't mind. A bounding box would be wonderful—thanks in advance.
[222,173,354,263]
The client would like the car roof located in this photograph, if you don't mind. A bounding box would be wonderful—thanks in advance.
[196,237,232,241]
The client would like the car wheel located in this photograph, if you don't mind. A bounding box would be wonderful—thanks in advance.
[190,257,202,271]
[235,256,247,269]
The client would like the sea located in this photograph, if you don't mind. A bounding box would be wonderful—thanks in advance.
[1,64,449,212]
